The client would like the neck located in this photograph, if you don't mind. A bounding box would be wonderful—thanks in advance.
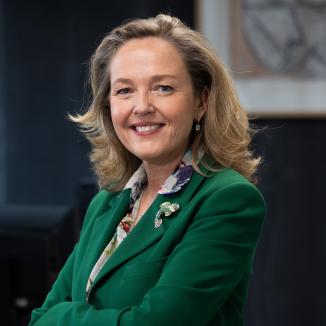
[142,158,180,197]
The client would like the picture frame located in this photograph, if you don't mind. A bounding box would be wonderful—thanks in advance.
[196,0,326,117]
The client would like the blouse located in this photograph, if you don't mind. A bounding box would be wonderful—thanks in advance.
[86,150,194,300]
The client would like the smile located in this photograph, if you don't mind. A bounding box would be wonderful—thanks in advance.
[135,125,161,132]
[131,123,165,133]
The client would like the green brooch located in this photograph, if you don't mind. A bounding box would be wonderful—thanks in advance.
[155,202,180,228]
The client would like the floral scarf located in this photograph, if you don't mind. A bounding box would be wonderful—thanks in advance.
[86,150,194,300]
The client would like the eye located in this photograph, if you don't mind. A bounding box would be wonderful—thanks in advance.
[117,87,131,94]
[112,87,133,96]
[154,85,173,93]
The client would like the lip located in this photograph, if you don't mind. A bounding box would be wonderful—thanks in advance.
[129,122,165,135]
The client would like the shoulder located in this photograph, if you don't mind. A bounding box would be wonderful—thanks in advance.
[80,189,119,234]
[201,168,263,195]
[195,168,266,217]
[203,167,253,188]
[86,189,117,213]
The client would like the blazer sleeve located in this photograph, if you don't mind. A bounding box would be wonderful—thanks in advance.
[29,182,265,326]
[28,190,112,325]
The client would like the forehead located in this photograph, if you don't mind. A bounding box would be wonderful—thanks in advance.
[109,37,188,80]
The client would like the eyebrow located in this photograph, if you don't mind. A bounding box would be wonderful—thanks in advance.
[111,74,177,86]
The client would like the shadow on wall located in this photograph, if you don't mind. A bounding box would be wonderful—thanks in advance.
[245,118,326,326]
[1,0,194,206]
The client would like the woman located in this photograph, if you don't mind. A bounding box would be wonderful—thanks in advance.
[29,14,265,325]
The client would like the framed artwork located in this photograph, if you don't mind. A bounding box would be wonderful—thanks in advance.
[196,0,326,117]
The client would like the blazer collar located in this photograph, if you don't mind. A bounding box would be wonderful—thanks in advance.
[80,189,131,295]
[87,170,207,301]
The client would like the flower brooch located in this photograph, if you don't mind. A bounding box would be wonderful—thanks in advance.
[155,202,180,228]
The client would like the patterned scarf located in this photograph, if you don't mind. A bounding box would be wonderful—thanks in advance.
[86,150,194,300]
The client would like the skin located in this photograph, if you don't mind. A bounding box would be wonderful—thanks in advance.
[109,37,207,222]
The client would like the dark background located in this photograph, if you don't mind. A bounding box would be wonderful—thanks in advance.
[0,0,325,325]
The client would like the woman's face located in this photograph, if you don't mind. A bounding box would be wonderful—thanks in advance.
[109,37,205,166]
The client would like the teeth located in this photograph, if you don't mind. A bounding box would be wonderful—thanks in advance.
[135,125,161,132]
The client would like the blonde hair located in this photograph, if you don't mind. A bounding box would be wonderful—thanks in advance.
[70,14,260,191]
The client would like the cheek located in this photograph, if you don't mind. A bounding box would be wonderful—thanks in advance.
[110,104,125,128]
[110,109,118,126]
[109,111,118,132]
[170,112,194,142]
[177,104,196,128]
[110,111,125,143]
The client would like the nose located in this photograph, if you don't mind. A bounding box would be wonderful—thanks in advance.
[133,90,154,115]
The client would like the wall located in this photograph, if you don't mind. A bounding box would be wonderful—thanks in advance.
[0,0,6,203]
[1,0,194,205]
[1,0,325,325]
[246,118,326,326]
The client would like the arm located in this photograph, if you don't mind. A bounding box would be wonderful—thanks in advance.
[29,190,113,325]
[31,182,265,326]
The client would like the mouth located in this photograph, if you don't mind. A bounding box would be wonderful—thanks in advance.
[130,123,165,133]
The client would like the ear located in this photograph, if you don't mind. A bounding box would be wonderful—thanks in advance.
[196,87,209,121]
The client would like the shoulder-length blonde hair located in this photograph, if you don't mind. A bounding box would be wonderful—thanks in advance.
[71,14,260,191]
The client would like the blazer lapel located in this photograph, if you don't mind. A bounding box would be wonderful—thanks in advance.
[79,189,131,289]
[88,171,207,299]
[88,194,167,298]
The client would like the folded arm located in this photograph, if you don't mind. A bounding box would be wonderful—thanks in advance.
[29,183,265,326]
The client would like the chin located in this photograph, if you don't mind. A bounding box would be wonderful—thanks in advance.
[135,149,170,163]
[135,153,162,163]
[129,146,161,160]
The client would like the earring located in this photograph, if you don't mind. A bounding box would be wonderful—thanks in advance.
[195,121,201,132]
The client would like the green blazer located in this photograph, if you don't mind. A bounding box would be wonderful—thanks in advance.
[29,168,265,326]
